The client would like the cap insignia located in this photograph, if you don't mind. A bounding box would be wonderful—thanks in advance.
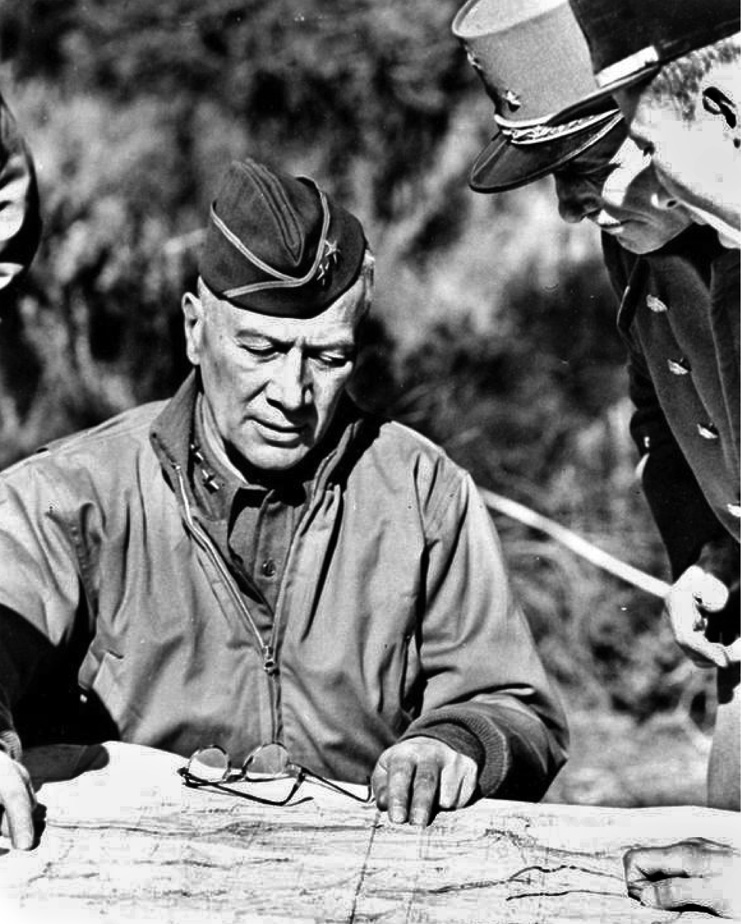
[317,238,340,286]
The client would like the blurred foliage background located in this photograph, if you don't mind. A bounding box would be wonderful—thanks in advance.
[0,0,713,804]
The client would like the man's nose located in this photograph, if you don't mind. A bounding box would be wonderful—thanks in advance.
[555,175,602,223]
[650,167,683,211]
[600,164,633,211]
[267,348,309,410]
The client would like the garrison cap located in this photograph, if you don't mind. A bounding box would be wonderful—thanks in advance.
[452,0,622,192]
[558,0,741,121]
[200,158,367,317]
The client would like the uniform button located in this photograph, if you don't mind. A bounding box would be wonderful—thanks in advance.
[642,435,651,450]
[667,357,691,375]
[697,423,719,440]
[727,503,741,519]
[647,294,668,313]
[261,558,276,577]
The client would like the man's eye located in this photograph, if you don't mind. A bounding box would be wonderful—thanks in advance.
[313,352,351,369]
[240,342,277,358]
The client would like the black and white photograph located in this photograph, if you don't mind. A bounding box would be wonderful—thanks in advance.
[0,1,737,921]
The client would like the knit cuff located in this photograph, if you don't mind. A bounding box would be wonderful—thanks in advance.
[402,709,509,797]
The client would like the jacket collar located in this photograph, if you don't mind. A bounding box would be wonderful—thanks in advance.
[149,370,373,503]
[612,224,726,336]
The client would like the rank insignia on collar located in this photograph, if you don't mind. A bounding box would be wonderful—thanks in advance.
[316,238,340,286]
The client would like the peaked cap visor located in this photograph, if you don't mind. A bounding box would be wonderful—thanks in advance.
[200,159,367,318]
[452,0,623,191]
[470,106,623,192]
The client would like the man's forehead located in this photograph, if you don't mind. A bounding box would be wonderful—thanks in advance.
[214,276,366,338]
[616,85,677,151]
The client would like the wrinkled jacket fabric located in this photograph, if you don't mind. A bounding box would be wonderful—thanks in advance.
[0,375,567,799]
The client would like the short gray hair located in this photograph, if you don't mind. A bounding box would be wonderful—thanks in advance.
[644,35,740,121]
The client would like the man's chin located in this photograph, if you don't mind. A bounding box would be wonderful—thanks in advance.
[236,440,315,475]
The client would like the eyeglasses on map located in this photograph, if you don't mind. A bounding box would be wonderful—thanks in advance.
[178,741,373,806]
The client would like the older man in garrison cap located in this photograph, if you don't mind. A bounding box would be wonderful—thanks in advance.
[0,157,567,848]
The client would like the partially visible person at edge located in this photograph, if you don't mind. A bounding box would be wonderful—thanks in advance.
[0,91,41,299]
[0,156,567,850]
[563,0,741,915]
[452,0,739,916]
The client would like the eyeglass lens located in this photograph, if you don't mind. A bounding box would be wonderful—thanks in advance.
[187,745,231,783]
[242,742,292,780]
[185,742,371,804]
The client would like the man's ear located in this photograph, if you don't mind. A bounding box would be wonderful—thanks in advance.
[182,291,205,366]
[702,86,737,129]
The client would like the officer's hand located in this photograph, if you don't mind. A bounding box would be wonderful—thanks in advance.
[371,736,478,827]
[0,749,36,849]
[623,838,741,917]
[664,565,734,669]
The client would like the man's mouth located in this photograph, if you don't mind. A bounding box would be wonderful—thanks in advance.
[254,419,306,441]
[595,214,634,234]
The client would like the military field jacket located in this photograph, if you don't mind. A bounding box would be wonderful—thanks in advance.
[0,376,567,799]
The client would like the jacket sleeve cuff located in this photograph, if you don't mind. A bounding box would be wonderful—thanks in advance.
[401,709,509,797]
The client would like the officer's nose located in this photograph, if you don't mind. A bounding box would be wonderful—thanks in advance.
[267,347,309,411]
[600,160,634,212]
[555,174,602,223]
[601,143,668,213]
[650,167,682,212]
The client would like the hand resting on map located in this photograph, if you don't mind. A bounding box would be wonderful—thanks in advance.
[0,749,36,850]
[372,736,478,827]
[624,837,741,918]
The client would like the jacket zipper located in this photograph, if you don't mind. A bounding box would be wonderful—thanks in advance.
[172,464,278,680]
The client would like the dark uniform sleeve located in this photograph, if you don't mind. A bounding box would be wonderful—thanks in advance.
[0,92,41,297]
[0,456,87,760]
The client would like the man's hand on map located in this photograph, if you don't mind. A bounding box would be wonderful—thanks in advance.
[623,838,741,917]
[0,748,36,849]
[371,736,478,827]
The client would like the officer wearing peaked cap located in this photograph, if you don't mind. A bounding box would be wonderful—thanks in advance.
[0,157,567,848]
[453,0,739,797]
[551,2,741,913]
[454,1,740,912]
[452,0,737,588]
